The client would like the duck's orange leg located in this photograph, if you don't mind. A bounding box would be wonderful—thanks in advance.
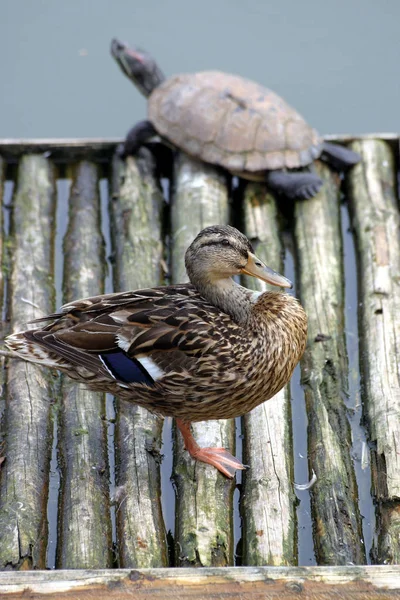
[176,419,245,478]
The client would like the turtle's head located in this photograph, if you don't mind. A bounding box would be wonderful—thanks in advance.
[111,38,166,97]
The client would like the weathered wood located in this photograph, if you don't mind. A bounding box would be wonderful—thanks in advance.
[374,504,400,565]
[171,154,234,567]
[0,133,397,159]
[0,156,6,446]
[0,156,4,312]
[241,183,296,566]
[1,566,400,599]
[110,150,167,567]
[57,161,111,568]
[294,162,365,565]
[0,138,121,163]
[347,139,400,563]
[0,155,56,569]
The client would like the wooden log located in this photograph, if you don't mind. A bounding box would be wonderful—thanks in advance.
[1,565,400,599]
[0,155,56,569]
[170,154,234,567]
[347,139,400,563]
[241,183,296,565]
[56,161,111,568]
[0,156,5,443]
[294,162,365,565]
[0,156,4,313]
[110,150,167,567]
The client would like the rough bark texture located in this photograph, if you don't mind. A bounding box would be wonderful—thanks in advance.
[294,162,365,565]
[0,155,56,568]
[57,161,111,568]
[0,157,4,312]
[0,156,5,451]
[347,139,400,564]
[170,154,235,567]
[110,150,167,567]
[1,565,400,599]
[241,183,297,565]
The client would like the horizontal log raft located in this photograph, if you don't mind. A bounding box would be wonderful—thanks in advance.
[294,162,365,564]
[109,149,168,567]
[0,155,56,569]
[347,139,400,564]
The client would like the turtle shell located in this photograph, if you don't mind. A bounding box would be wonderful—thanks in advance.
[148,71,323,175]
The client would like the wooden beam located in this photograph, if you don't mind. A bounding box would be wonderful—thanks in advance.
[0,566,399,598]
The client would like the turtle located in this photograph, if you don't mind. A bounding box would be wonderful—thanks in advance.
[111,39,360,200]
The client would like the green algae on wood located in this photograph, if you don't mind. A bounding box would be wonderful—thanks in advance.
[241,183,297,566]
[57,161,112,568]
[294,162,365,565]
[347,139,400,564]
[0,155,56,569]
[110,150,167,567]
[171,153,234,567]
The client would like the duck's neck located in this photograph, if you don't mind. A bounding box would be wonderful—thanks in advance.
[195,276,254,326]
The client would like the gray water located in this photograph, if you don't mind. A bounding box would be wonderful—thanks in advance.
[1,0,399,139]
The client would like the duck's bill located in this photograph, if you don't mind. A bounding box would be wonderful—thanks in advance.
[241,252,292,288]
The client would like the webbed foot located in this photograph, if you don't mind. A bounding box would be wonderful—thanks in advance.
[176,418,245,478]
[191,446,246,478]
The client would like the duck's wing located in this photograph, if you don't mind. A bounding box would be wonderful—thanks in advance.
[24,285,234,385]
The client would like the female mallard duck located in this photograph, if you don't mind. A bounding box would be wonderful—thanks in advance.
[6,225,307,478]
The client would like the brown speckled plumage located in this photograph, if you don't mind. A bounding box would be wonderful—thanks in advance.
[6,225,307,476]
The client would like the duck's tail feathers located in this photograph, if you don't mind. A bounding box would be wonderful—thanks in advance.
[5,331,71,370]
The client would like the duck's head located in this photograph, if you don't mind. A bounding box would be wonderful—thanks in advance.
[111,38,166,97]
[185,225,292,289]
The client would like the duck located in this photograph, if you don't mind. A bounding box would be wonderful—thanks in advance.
[5,225,307,478]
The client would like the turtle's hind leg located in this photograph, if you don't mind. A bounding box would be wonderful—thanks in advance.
[321,142,361,171]
[119,120,158,158]
[266,170,323,200]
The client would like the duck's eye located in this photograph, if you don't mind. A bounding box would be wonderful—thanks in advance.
[221,239,231,246]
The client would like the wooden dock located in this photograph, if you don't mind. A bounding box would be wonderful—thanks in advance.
[0,135,399,598]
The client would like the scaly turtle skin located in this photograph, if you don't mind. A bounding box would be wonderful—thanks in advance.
[6,225,307,478]
[111,39,360,200]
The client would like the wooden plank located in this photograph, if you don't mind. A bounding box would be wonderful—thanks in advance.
[347,139,400,563]
[110,150,167,567]
[0,566,400,599]
[324,133,399,143]
[0,155,56,569]
[0,138,122,162]
[57,161,112,568]
[293,162,365,564]
[241,183,296,565]
[0,133,397,153]
[170,154,234,567]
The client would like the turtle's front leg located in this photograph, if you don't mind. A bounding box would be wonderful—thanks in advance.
[119,119,158,158]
